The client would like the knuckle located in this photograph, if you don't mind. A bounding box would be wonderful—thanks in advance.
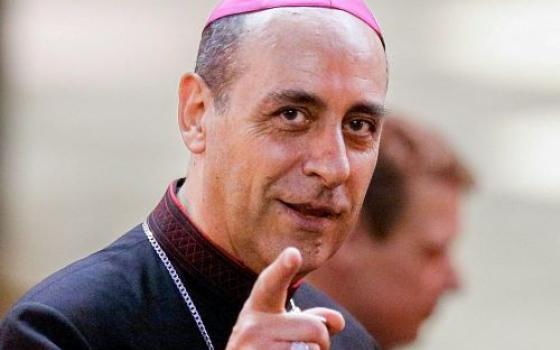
[236,315,262,339]
[253,281,269,299]
[308,321,329,342]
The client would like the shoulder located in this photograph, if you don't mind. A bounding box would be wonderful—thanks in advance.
[0,225,173,348]
[20,225,153,308]
[0,301,92,349]
[294,282,379,350]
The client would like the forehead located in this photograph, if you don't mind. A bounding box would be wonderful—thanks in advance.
[243,8,385,63]
[232,7,387,102]
[245,7,381,48]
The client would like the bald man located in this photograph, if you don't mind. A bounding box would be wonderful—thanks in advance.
[309,116,474,349]
[0,1,388,349]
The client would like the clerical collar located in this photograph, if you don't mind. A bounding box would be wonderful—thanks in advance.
[147,179,301,304]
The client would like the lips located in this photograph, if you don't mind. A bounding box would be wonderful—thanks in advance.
[277,198,347,233]
[282,202,340,219]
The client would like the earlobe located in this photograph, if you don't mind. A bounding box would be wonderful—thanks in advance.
[178,73,211,154]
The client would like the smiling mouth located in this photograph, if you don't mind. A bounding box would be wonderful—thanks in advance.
[280,201,340,219]
[278,200,339,233]
[282,202,340,219]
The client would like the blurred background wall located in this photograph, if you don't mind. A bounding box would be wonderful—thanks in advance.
[1,1,559,349]
[0,0,10,315]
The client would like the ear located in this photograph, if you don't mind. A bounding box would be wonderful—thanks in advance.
[178,73,212,154]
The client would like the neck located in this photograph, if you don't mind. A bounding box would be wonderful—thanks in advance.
[178,178,195,217]
[180,173,238,264]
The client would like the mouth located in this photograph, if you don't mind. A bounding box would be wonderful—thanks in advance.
[278,200,342,232]
[282,201,340,218]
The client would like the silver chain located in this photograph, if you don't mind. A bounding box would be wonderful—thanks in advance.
[143,220,302,350]
[142,221,215,350]
[289,298,301,313]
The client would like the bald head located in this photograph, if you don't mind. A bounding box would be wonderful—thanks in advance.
[206,0,384,39]
[195,7,387,112]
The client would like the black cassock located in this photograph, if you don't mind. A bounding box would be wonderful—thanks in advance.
[0,180,378,349]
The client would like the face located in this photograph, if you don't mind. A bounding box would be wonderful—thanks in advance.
[198,8,387,275]
[339,178,463,348]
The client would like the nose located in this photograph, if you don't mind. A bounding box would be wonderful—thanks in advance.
[444,260,462,292]
[302,126,351,189]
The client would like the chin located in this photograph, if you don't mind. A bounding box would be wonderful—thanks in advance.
[404,324,422,343]
[387,330,420,350]
[260,228,337,273]
[298,260,321,276]
[299,248,332,275]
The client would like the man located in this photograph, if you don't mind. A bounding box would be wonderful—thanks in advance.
[308,117,474,349]
[0,1,388,349]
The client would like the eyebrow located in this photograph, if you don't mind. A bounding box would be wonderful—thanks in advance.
[261,88,386,117]
[348,102,387,119]
[261,89,327,110]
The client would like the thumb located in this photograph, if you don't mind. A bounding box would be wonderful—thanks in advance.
[244,247,302,313]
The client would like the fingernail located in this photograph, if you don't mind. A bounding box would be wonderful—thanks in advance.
[283,257,292,269]
[283,247,298,269]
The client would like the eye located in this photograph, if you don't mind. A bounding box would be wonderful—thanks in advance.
[274,107,311,130]
[280,108,306,122]
[280,109,296,120]
[344,118,377,136]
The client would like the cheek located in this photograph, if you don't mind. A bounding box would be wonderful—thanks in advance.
[424,262,452,291]
[404,262,449,305]
[385,251,426,293]
[233,137,303,208]
[247,136,305,185]
[261,140,302,165]
[349,152,377,199]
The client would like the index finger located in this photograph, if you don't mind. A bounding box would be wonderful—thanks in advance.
[244,247,302,313]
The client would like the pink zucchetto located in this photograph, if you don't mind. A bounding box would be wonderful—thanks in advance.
[206,0,384,46]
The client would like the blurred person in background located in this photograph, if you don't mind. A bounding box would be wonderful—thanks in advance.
[308,116,474,349]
